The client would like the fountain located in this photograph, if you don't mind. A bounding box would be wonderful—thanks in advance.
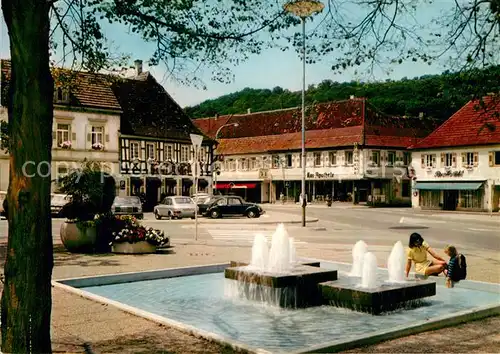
[387,241,406,283]
[224,224,338,308]
[361,252,378,289]
[249,233,269,271]
[349,240,367,277]
[320,240,436,314]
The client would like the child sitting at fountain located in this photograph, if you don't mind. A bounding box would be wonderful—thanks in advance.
[405,233,447,278]
[444,245,467,288]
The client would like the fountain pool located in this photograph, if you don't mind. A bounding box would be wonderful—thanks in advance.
[61,261,500,353]
[54,225,500,353]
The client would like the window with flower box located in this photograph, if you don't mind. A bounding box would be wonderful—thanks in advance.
[421,154,436,168]
[56,123,71,148]
[345,151,354,165]
[387,151,396,166]
[91,126,104,149]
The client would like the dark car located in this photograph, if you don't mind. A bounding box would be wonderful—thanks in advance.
[205,195,264,219]
[196,195,223,215]
[111,196,144,219]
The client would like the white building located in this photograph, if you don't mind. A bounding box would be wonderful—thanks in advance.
[194,99,430,204]
[409,97,500,212]
[0,59,121,193]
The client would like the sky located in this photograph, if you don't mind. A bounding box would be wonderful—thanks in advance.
[0,2,448,108]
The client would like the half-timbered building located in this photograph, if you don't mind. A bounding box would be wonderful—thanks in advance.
[112,60,215,210]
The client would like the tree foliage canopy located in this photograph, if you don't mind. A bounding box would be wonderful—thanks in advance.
[185,65,500,120]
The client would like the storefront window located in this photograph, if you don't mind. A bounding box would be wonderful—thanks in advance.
[420,190,440,208]
[460,190,483,209]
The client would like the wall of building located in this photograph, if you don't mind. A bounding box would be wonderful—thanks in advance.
[0,106,121,192]
[216,147,412,204]
[411,146,500,212]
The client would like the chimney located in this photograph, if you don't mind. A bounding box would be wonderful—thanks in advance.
[247,108,251,114]
[350,95,355,99]
[134,59,143,76]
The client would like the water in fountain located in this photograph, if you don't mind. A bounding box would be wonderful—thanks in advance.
[387,241,406,283]
[349,240,367,277]
[268,223,291,273]
[360,252,378,288]
[249,234,269,271]
[289,237,297,265]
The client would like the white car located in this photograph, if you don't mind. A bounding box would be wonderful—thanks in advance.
[154,196,198,220]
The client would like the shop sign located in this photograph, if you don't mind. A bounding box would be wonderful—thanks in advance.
[307,172,335,179]
[434,170,464,178]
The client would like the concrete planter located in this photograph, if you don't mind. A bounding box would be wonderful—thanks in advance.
[112,241,157,254]
[60,221,97,253]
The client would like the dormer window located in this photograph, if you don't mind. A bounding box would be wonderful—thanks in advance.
[54,87,69,103]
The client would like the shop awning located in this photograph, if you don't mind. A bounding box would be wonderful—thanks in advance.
[414,182,483,190]
[215,183,257,189]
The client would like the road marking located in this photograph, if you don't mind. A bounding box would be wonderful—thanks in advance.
[467,228,498,232]
[205,228,307,244]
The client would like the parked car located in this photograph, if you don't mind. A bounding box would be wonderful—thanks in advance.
[204,195,264,219]
[154,196,197,220]
[196,195,223,215]
[191,193,210,203]
[111,196,144,219]
[51,194,71,217]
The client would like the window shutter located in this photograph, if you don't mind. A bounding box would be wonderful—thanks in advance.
[86,125,91,143]
[440,153,444,165]
[489,152,494,167]
[452,153,457,167]
[71,132,76,141]
[105,134,110,143]
[369,151,373,162]
[432,155,436,167]
[461,152,466,166]
[473,152,478,167]
[52,131,56,140]
[421,155,425,168]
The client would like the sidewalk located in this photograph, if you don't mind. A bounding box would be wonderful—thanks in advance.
[0,240,498,353]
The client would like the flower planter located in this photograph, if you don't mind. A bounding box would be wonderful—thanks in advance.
[112,241,157,254]
[60,221,97,253]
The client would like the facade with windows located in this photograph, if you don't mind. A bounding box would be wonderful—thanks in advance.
[194,98,430,204]
[0,59,121,193]
[410,97,500,212]
[113,61,215,210]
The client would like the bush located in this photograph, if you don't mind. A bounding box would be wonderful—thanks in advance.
[58,160,116,221]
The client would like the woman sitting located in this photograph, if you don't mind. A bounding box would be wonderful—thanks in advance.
[405,233,447,278]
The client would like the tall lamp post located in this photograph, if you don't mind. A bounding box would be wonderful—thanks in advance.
[190,133,203,241]
[213,123,239,195]
[284,0,324,227]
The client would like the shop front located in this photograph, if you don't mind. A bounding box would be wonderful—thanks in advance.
[414,181,486,211]
[215,182,261,203]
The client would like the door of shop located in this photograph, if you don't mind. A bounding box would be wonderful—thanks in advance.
[443,190,458,210]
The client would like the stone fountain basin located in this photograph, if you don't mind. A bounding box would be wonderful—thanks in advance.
[224,264,338,288]
[320,277,436,315]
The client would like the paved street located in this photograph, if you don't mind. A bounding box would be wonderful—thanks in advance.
[0,207,498,254]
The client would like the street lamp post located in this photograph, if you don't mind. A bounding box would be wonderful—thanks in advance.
[284,0,324,227]
[213,122,239,195]
[190,133,203,241]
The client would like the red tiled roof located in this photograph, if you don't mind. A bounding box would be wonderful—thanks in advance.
[217,127,363,155]
[409,97,500,149]
[195,98,433,154]
[191,115,233,139]
[1,59,121,111]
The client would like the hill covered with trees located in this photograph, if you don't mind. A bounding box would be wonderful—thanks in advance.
[185,66,500,120]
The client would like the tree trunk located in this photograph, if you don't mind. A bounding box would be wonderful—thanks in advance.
[1,0,54,352]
